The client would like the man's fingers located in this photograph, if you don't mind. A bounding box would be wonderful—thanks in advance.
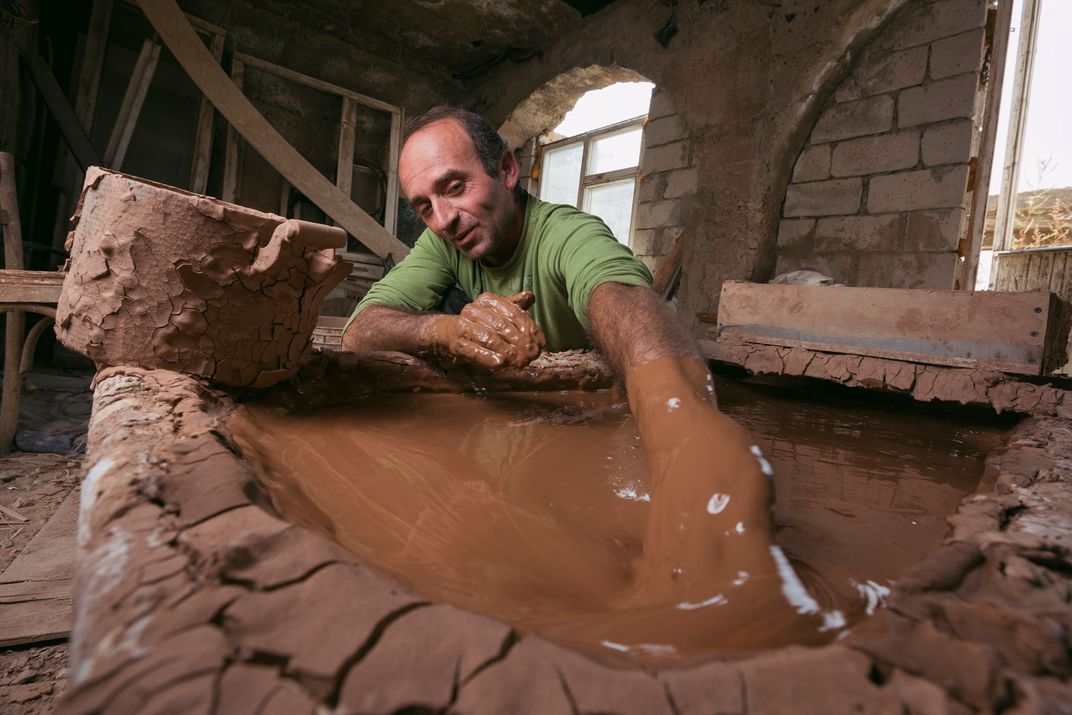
[507,290,535,311]
[473,292,547,351]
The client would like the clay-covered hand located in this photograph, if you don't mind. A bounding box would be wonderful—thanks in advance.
[428,291,546,371]
[625,356,776,602]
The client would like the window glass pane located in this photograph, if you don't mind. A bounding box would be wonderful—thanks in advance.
[539,142,583,206]
[583,178,636,245]
[587,125,643,175]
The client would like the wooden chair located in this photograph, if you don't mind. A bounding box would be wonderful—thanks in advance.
[0,152,65,454]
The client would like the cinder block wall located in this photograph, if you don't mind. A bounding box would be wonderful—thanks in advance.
[632,88,695,273]
[776,0,988,288]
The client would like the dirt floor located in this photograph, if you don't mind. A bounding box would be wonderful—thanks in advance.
[0,369,92,715]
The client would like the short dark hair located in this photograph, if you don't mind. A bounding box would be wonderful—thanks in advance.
[402,106,508,178]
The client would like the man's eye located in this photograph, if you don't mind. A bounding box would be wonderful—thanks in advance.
[447,182,464,195]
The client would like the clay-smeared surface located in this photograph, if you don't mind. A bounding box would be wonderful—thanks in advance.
[60,356,1072,715]
[56,168,351,388]
[229,374,1006,665]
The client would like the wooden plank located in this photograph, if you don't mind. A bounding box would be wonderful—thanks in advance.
[0,270,65,304]
[221,60,243,204]
[232,51,400,114]
[138,0,408,260]
[18,50,101,171]
[0,488,79,647]
[188,30,224,194]
[1,155,25,457]
[960,2,1012,289]
[383,107,402,236]
[336,97,357,200]
[104,37,162,169]
[715,281,1062,375]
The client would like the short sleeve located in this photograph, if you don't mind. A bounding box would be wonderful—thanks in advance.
[551,210,653,329]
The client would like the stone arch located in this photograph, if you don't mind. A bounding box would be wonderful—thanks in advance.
[496,65,650,150]
[498,65,692,279]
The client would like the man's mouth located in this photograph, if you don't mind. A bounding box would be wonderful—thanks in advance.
[455,226,477,250]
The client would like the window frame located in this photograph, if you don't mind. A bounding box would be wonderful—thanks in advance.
[538,114,646,246]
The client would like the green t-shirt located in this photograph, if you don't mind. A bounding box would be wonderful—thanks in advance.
[348,195,653,351]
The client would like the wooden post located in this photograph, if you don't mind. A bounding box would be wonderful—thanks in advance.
[137,0,409,261]
[1,152,25,455]
[103,37,162,170]
[188,31,224,194]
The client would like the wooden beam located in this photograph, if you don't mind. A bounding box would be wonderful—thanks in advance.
[103,37,161,169]
[336,97,357,201]
[1,154,25,457]
[0,270,65,303]
[220,60,243,204]
[18,49,101,171]
[715,281,1070,375]
[138,0,408,261]
[188,30,224,194]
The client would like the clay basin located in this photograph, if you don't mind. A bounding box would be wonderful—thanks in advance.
[60,349,1072,715]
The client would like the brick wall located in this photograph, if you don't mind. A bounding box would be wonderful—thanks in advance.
[776,0,989,288]
[632,87,694,274]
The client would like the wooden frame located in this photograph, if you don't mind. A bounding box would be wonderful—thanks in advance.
[224,51,402,250]
[990,0,1043,257]
[957,0,1014,290]
[537,115,645,246]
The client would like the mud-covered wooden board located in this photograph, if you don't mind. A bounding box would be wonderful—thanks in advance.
[714,281,1070,375]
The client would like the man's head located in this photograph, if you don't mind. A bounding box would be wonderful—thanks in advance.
[399,107,524,266]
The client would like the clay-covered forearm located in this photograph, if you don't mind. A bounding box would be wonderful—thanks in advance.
[342,305,443,355]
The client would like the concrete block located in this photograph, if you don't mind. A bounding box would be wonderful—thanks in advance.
[921,120,974,166]
[792,145,831,182]
[856,252,958,289]
[898,73,978,128]
[812,96,894,143]
[830,131,920,177]
[634,199,680,229]
[644,114,686,148]
[776,219,815,251]
[856,46,928,96]
[654,225,684,255]
[637,173,665,203]
[834,78,863,104]
[814,214,906,252]
[784,178,862,218]
[930,28,986,81]
[641,140,689,173]
[886,0,987,51]
[631,228,656,255]
[867,165,969,213]
[664,168,699,198]
[905,208,965,251]
[647,89,676,120]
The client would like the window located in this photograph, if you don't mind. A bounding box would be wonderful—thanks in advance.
[536,82,653,246]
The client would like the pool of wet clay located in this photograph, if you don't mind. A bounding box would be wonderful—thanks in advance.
[229,373,1013,666]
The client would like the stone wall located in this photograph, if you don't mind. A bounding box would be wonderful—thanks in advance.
[632,88,696,274]
[775,0,989,288]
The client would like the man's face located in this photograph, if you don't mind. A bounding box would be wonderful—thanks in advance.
[399,119,521,265]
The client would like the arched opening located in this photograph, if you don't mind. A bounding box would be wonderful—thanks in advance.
[503,67,694,283]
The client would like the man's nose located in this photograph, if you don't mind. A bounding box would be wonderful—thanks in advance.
[428,197,459,235]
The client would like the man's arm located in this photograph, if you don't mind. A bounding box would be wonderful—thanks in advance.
[588,281,776,603]
[343,291,545,372]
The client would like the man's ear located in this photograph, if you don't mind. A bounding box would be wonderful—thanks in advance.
[500,150,520,191]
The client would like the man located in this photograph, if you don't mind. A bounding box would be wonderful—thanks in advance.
[343,107,796,610]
